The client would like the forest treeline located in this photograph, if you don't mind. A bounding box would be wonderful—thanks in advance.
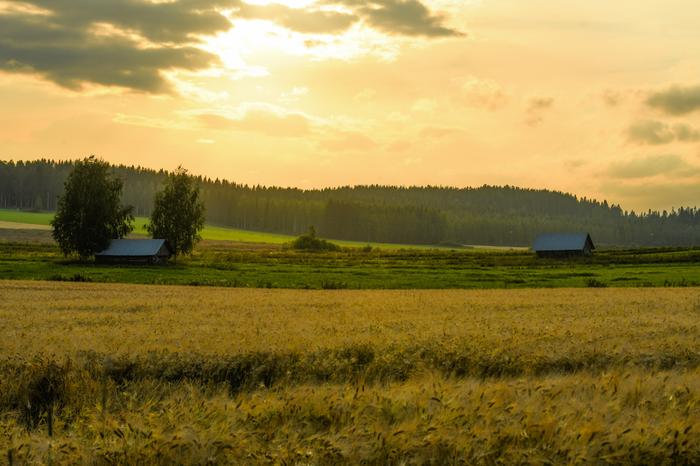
[2,159,700,247]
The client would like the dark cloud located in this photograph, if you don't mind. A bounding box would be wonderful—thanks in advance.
[0,0,460,93]
[0,2,225,92]
[627,120,700,145]
[236,4,357,35]
[0,14,217,93]
[626,120,675,145]
[673,123,700,142]
[647,84,700,116]
[607,155,700,179]
[27,0,234,43]
[325,0,462,37]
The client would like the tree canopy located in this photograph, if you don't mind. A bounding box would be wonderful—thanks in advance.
[50,156,134,258]
[147,167,205,258]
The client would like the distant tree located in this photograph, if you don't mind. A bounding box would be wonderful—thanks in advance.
[51,156,134,259]
[147,167,205,259]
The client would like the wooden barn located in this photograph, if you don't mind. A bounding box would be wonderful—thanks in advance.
[95,239,172,264]
[532,233,595,258]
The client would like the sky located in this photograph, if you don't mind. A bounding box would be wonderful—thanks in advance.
[1,0,700,211]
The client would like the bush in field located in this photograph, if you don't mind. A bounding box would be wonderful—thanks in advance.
[586,278,608,288]
[291,226,340,252]
[51,156,133,259]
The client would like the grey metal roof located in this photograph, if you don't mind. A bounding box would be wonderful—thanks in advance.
[532,233,594,252]
[96,239,169,257]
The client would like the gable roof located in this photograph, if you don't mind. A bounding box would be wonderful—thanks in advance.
[96,239,170,257]
[532,233,594,252]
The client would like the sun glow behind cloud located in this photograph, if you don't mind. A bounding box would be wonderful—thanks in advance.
[202,13,399,74]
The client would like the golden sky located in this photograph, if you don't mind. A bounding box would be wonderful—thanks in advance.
[1,0,700,210]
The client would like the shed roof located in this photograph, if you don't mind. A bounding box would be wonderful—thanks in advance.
[532,233,594,252]
[96,239,170,257]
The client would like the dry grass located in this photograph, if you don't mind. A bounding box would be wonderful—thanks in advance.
[1,280,699,464]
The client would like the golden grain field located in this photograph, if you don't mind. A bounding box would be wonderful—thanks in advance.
[1,280,699,464]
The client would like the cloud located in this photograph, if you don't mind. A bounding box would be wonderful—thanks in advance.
[279,86,309,104]
[528,97,554,111]
[564,158,587,170]
[602,90,623,107]
[626,120,675,145]
[198,107,312,138]
[388,140,411,152]
[319,131,377,151]
[524,97,553,126]
[0,0,462,92]
[236,3,357,35]
[113,113,190,130]
[411,98,438,113]
[326,0,462,37]
[0,1,223,92]
[457,77,507,110]
[607,155,700,179]
[647,84,700,116]
[25,0,233,43]
[10,0,234,44]
[420,127,459,138]
[673,123,700,142]
[627,120,700,145]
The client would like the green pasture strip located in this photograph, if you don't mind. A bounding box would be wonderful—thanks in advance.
[0,209,483,250]
[0,209,55,225]
[0,241,699,289]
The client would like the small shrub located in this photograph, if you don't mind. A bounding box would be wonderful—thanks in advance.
[48,273,92,283]
[663,278,698,287]
[585,278,608,288]
[321,280,348,290]
[291,226,340,252]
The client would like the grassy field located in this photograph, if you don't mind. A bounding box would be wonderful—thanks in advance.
[1,237,700,289]
[0,281,698,464]
[0,209,463,250]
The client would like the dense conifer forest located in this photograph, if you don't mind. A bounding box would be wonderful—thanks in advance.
[2,159,700,246]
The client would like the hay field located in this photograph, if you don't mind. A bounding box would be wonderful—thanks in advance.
[1,281,699,464]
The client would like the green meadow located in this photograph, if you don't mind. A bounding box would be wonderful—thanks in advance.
[0,209,458,250]
[1,237,699,290]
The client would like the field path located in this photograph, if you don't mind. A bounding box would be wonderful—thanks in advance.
[0,220,50,230]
